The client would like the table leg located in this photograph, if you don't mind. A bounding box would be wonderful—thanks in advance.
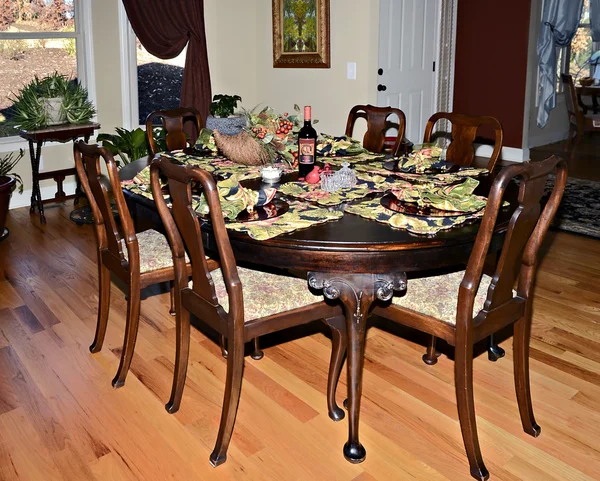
[308,272,406,463]
[28,140,46,224]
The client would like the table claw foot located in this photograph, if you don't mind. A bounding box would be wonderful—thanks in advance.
[343,441,366,463]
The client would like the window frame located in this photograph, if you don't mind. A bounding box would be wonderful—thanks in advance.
[0,0,96,153]
[118,1,138,130]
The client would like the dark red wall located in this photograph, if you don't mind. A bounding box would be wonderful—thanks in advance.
[453,0,531,148]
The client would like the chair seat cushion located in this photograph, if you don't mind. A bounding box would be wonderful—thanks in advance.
[207,267,323,322]
[122,229,183,273]
[390,270,493,325]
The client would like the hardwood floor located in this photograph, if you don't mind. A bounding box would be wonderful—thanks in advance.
[0,202,599,480]
[530,133,600,181]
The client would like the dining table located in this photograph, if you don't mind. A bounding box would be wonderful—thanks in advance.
[120,145,517,464]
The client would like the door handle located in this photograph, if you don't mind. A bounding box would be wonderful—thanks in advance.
[377,84,387,91]
[378,68,383,75]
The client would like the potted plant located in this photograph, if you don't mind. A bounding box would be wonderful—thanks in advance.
[205,93,246,135]
[0,149,24,241]
[10,71,96,131]
[97,127,150,168]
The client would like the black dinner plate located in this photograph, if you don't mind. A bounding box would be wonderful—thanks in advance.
[382,158,461,175]
[380,193,479,218]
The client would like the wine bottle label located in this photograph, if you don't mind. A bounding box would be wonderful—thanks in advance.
[299,138,315,164]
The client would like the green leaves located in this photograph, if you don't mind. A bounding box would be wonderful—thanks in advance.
[10,71,96,131]
[97,127,149,168]
[210,94,242,118]
[0,149,24,194]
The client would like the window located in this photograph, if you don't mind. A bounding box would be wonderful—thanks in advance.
[563,0,599,82]
[0,0,94,145]
[118,3,183,129]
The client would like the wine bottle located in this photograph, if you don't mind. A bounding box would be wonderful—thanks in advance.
[298,106,317,178]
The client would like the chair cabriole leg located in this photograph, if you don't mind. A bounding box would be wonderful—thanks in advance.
[166,303,191,413]
[513,315,541,437]
[250,337,264,360]
[169,285,175,316]
[210,329,244,467]
[455,338,489,481]
[90,263,111,353]
[423,335,440,365]
[112,276,141,388]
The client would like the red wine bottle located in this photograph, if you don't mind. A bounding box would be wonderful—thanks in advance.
[298,106,317,178]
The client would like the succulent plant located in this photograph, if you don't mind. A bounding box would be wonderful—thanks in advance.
[9,71,96,131]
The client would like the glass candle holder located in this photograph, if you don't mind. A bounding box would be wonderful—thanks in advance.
[336,162,357,189]
[320,170,339,192]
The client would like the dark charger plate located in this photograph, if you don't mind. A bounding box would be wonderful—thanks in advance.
[229,198,289,223]
[383,158,461,175]
[380,193,479,218]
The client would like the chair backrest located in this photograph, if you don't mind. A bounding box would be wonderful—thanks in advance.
[458,155,568,328]
[145,107,205,155]
[345,104,406,156]
[73,141,138,273]
[149,157,243,323]
[423,112,503,171]
[561,74,580,127]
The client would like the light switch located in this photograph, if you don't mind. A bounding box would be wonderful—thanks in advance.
[347,62,357,80]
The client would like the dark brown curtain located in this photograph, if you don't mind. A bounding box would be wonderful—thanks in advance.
[122,0,212,122]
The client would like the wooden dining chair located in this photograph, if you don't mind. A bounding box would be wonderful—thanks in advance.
[367,155,568,480]
[73,141,210,388]
[145,107,205,156]
[422,111,505,364]
[423,112,503,172]
[150,156,347,466]
[345,104,407,156]
[145,107,263,359]
[561,74,600,160]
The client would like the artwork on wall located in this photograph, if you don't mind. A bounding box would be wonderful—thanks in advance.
[272,0,330,68]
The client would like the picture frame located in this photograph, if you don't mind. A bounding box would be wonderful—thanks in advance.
[272,0,330,68]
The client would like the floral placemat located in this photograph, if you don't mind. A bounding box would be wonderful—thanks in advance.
[353,160,487,185]
[390,177,487,213]
[225,200,343,240]
[320,151,386,165]
[345,198,484,235]
[278,174,400,206]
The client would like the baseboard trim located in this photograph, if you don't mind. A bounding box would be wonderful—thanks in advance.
[10,181,78,210]
[474,144,528,162]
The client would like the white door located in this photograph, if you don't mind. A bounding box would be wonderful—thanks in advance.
[377,0,440,144]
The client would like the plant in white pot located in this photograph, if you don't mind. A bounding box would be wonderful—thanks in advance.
[10,72,96,131]
[205,93,246,135]
[0,149,24,241]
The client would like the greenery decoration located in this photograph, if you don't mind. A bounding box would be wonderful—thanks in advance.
[242,104,318,166]
[97,127,149,168]
[10,72,96,131]
[210,94,242,118]
[97,126,168,168]
[0,149,24,194]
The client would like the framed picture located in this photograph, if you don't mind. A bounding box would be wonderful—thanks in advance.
[272,0,330,68]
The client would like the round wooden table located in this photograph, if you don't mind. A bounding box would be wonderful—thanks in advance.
[122,159,515,464]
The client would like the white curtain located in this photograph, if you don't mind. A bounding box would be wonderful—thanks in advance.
[537,0,585,128]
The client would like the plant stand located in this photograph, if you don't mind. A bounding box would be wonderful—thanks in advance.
[19,122,100,225]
